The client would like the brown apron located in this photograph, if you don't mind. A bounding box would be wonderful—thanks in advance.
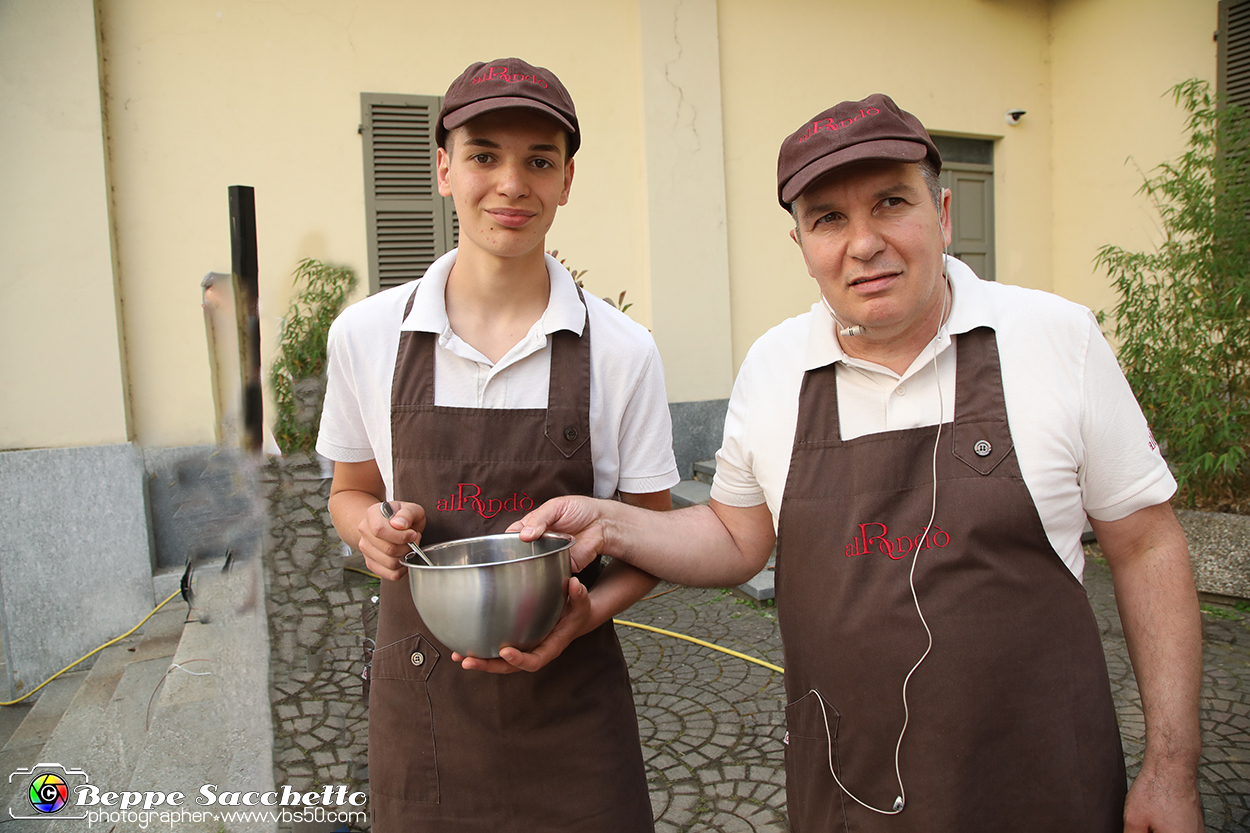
[368,285,653,832]
[776,327,1126,832]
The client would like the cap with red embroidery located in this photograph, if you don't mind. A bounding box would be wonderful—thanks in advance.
[776,94,941,208]
[437,58,580,157]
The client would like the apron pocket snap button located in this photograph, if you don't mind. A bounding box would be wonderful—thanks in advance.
[974,440,992,457]
[411,651,425,667]
[563,426,579,442]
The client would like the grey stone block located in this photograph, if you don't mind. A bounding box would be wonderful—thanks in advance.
[0,669,87,754]
[144,445,267,570]
[1176,509,1250,601]
[738,568,775,602]
[668,399,728,479]
[0,444,155,699]
[152,566,183,606]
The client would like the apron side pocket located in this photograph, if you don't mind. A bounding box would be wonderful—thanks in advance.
[784,690,848,832]
[784,688,840,741]
[369,634,441,804]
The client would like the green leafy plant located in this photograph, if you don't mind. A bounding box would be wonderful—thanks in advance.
[1200,603,1241,621]
[548,249,632,313]
[1095,79,1250,512]
[270,258,356,453]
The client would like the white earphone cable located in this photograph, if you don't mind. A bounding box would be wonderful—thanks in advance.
[813,270,949,815]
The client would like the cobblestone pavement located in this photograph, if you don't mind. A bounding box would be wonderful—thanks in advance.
[262,459,373,831]
[262,456,1249,832]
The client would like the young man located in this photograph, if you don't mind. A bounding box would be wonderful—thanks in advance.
[317,58,676,831]
[515,95,1204,832]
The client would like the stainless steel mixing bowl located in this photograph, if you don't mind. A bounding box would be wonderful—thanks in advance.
[403,532,574,658]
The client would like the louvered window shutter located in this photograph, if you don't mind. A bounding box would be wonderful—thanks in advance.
[361,93,458,293]
[1221,0,1250,110]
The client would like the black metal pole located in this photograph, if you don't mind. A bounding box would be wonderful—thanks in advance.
[229,185,262,453]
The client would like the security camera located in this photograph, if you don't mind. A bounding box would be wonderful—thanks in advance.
[1005,109,1026,126]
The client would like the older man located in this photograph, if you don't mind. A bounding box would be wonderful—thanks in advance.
[513,94,1203,832]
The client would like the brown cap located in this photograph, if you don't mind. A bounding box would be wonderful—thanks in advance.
[436,58,580,157]
[776,94,941,208]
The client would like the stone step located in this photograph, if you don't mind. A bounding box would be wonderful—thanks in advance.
[0,628,33,751]
[692,458,716,484]
[36,640,138,768]
[0,670,89,757]
[0,595,188,823]
[738,563,776,602]
[131,605,190,663]
[124,557,274,824]
[0,699,32,755]
[671,478,712,508]
[153,564,186,606]
[0,669,89,814]
[40,606,185,817]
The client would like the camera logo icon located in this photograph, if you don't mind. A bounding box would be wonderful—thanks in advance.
[28,772,67,814]
[8,763,89,821]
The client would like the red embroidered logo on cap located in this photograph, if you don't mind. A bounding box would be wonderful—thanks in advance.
[844,521,950,560]
[470,66,550,89]
[797,107,881,143]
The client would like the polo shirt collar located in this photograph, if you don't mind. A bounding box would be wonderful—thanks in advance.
[400,249,588,337]
[542,253,589,336]
[942,255,997,336]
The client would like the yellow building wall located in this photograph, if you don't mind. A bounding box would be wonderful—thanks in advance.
[3,0,1221,451]
[96,0,650,449]
[1050,0,1217,314]
[1,0,131,449]
[639,0,735,402]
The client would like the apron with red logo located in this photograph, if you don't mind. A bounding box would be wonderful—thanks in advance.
[776,327,1125,832]
[368,285,653,832]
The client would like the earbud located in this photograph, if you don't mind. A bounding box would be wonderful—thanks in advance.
[821,294,865,339]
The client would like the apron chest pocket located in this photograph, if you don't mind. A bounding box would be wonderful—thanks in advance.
[368,634,441,804]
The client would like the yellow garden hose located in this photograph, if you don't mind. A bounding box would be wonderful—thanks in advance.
[612,619,784,674]
[0,589,183,706]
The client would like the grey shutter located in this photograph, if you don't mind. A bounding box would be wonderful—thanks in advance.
[361,93,458,293]
[1220,0,1250,110]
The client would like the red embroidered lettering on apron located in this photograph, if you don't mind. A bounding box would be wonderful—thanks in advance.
[435,483,534,519]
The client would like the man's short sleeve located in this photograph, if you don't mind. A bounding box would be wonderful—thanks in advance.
[613,340,681,496]
[1079,315,1176,521]
[316,315,373,462]
[710,361,767,508]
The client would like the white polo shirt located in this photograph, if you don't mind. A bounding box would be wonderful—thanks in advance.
[710,256,1175,580]
[317,250,680,501]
